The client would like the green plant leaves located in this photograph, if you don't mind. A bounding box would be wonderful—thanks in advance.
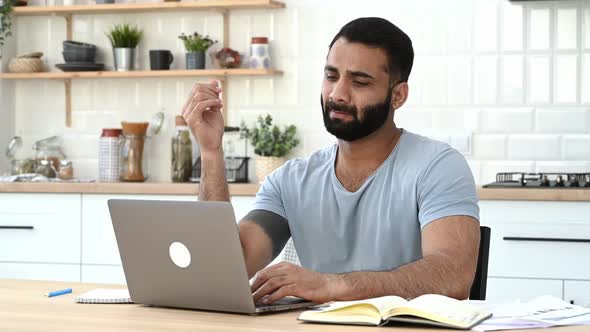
[178,32,216,53]
[106,23,143,48]
[240,114,300,157]
[0,0,13,48]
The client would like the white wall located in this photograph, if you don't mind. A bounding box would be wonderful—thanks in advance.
[3,0,590,183]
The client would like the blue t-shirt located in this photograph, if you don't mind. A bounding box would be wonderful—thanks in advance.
[253,130,479,274]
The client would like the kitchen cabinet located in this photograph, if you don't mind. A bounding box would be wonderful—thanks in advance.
[564,281,590,307]
[0,192,257,283]
[0,193,81,264]
[486,277,563,302]
[479,200,590,303]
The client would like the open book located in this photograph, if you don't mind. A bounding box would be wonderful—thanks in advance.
[298,294,492,329]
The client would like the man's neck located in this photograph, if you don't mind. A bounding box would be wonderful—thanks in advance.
[337,123,402,167]
[334,123,403,192]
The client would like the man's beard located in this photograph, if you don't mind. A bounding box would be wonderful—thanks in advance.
[321,90,392,142]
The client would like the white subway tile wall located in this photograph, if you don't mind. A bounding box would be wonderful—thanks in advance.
[1,0,589,183]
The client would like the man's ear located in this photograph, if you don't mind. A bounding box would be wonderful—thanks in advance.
[391,82,409,110]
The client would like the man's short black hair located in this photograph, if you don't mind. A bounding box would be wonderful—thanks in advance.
[329,17,414,83]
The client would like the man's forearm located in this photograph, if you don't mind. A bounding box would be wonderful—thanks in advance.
[330,252,474,301]
[198,149,230,202]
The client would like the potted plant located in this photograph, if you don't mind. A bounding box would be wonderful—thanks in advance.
[0,0,13,52]
[178,32,216,70]
[106,24,142,72]
[241,114,300,182]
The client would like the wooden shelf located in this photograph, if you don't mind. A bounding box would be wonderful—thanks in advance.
[12,0,285,16]
[0,69,283,80]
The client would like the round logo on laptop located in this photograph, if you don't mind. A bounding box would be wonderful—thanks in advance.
[169,242,191,268]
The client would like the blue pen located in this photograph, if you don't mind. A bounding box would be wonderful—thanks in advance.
[44,288,72,298]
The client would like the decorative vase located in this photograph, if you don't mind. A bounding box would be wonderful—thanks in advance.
[113,47,135,72]
[186,51,205,70]
[255,156,286,183]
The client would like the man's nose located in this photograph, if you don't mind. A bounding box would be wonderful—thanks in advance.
[329,79,351,105]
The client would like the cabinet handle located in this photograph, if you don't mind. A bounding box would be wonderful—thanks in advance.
[503,237,590,243]
[0,226,34,230]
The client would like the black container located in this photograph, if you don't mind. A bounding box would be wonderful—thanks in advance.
[191,156,249,183]
[149,50,174,70]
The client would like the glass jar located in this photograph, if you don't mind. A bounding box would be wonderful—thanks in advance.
[33,136,66,172]
[58,160,74,180]
[11,159,36,175]
[120,134,150,182]
[35,159,56,178]
[171,116,192,183]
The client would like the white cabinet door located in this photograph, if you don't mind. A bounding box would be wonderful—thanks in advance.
[564,281,590,307]
[0,262,80,282]
[81,194,197,265]
[486,277,563,302]
[81,265,126,285]
[0,193,81,264]
[483,222,590,279]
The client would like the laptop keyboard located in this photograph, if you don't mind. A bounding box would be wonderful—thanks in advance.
[255,297,309,308]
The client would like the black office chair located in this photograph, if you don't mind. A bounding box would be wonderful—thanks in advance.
[469,226,491,300]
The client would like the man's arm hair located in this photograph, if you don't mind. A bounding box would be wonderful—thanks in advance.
[199,150,230,202]
[238,209,291,278]
[330,216,480,300]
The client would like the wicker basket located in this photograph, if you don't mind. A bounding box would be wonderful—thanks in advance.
[255,156,287,183]
[8,57,44,73]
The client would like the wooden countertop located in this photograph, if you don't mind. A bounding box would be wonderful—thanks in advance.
[0,182,260,196]
[2,182,590,201]
[2,279,589,332]
[476,188,590,202]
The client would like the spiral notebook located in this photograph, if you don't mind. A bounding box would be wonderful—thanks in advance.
[74,288,133,304]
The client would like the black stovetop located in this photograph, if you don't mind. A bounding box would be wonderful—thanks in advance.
[483,172,590,188]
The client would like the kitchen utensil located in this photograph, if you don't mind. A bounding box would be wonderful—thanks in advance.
[147,111,165,137]
[5,136,22,160]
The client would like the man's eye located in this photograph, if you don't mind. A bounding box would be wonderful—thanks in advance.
[325,75,338,81]
[354,81,369,86]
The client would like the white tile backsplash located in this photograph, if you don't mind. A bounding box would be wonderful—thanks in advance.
[480,108,534,133]
[474,56,498,105]
[473,134,507,160]
[507,135,561,161]
[563,135,590,160]
[530,7,552,50]
[528,56,551,104]
[502,3,524,51]
[536,108,589,133]
[554,55,578,104]
[4,0,590,183]
[583,54,590,103]
[500,55,524,104]
[556,8,578,50]
[475,2,498,52]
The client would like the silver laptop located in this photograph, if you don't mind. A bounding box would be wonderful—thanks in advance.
[108,199,314,314]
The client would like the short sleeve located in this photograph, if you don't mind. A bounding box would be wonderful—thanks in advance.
[253,163,288,220]
[417,149,479,228]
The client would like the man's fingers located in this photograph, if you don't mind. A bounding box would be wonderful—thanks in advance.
[182,83,222,115]
[264,284,298,304]
[252,276,291,302]
[250,267,289,293]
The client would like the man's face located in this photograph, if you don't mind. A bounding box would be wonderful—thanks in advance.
[321,38,393,142]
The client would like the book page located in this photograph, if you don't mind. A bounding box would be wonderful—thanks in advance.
[388,294,491,327]
[318,295,407,316]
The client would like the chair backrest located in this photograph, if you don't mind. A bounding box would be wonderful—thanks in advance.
[469,226,491,300]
